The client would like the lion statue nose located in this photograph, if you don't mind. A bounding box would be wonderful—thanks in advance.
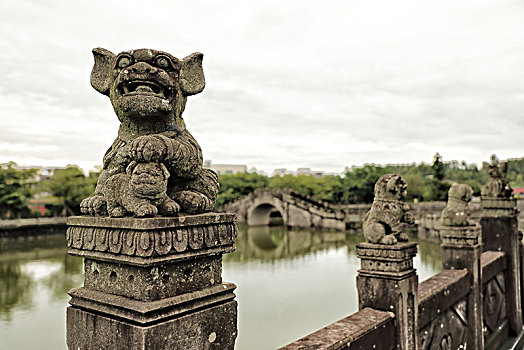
[130,61,157,74]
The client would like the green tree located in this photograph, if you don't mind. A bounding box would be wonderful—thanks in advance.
[341,165,388,203]
[216,172,269,207]
[45,166,97,216]
[0,162,37,219]
[428,153,450,201]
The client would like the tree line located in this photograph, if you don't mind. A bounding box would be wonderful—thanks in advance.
[217,155,524,207]
[1,155,523,219]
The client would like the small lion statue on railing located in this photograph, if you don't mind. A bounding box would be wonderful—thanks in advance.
[363,174,414,245]
[481,154,513,199]
[440,183,474,226]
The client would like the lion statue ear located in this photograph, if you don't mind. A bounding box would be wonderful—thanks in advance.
[91,48,115,96]
[179,53,205,96]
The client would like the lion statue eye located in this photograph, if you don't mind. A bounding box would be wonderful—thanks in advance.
[117,56,132,68]
[155,56,170,69]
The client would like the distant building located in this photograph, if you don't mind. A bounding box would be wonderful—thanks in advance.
[204,160,247,175]
[271,167,341,178]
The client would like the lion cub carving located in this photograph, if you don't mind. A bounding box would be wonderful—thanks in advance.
[440,183,474,226]
[80,48,219,217]
[363,174,414,245]
[103,161,179,217]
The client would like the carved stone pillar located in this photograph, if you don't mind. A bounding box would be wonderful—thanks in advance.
[440,224,483,349]
[65,213,238,350]
[481,197,522,335]
[356,242,419,350]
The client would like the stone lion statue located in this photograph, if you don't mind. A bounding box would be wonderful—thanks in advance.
[440,183,474,226]
[80,48,219,217]
[363,174,414,245]
[481,154,513,198]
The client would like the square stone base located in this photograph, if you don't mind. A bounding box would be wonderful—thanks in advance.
[66,300,237,350]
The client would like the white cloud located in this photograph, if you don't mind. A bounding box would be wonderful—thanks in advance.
[1,0,523,173]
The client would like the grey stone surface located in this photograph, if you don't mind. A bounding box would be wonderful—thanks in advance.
[440,223,483,349]
[67,211,238,348]
[84,256,222,301]
[356,241,419,350]
[67,300,237,350]
[481,212,523,336]
[481,154,513,199]
[81,48,219,217]
[363,174,414,244]
[66,214,237,266]
[280,308,396,350]
[440,183,474,227]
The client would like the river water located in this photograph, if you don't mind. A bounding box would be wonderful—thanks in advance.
[0,226,441,349]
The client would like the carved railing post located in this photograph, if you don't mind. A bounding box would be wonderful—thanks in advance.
[439,182,483,349]
[440,224,483,349]
[356,242,419,349]
[357,174,419,349]
[481,197,522,334]
[66,215,238,349]
[480,155,522,335]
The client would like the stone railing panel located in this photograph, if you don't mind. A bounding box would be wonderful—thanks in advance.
[481,251,509,349]
[418,269,469,329]
[280,308,396,350]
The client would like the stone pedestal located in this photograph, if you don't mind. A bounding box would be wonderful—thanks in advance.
[480,197,522,335]
[65,213,238,350]
[356,242,419,350]
[440,224,483,349]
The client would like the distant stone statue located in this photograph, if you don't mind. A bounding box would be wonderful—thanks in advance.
[80,48,219,217]
[363,174,414,245]
[440,183,474,226]
[481,154,513,198]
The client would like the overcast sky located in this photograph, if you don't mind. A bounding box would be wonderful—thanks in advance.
[1,0,523,173]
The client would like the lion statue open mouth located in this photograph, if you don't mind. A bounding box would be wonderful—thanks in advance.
[81,48,219,217]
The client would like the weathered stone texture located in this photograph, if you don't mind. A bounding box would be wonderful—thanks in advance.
[481,154,513,199]
[67,213,238,349]
[81,48,219,217]
[280,308,396,350]
[440,183,474,227]
[67,300,237,350]
[363,174,414,245]
[83,256,222,301]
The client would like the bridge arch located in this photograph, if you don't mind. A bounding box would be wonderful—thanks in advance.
[246,199,286,226]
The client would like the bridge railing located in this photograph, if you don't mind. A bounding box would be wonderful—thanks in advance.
[281,197,523,349]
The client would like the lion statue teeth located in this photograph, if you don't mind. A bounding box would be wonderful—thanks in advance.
[80,48,219,217]
[363,174,414,245]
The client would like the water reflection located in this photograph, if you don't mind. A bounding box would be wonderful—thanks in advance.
[0,227,441,350]
[0,235,83,349]
[224,226,441,349]
[225,226,348,261]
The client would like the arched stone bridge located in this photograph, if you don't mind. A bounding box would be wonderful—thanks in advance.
[220,189,466,231]
[220,189,347,230]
